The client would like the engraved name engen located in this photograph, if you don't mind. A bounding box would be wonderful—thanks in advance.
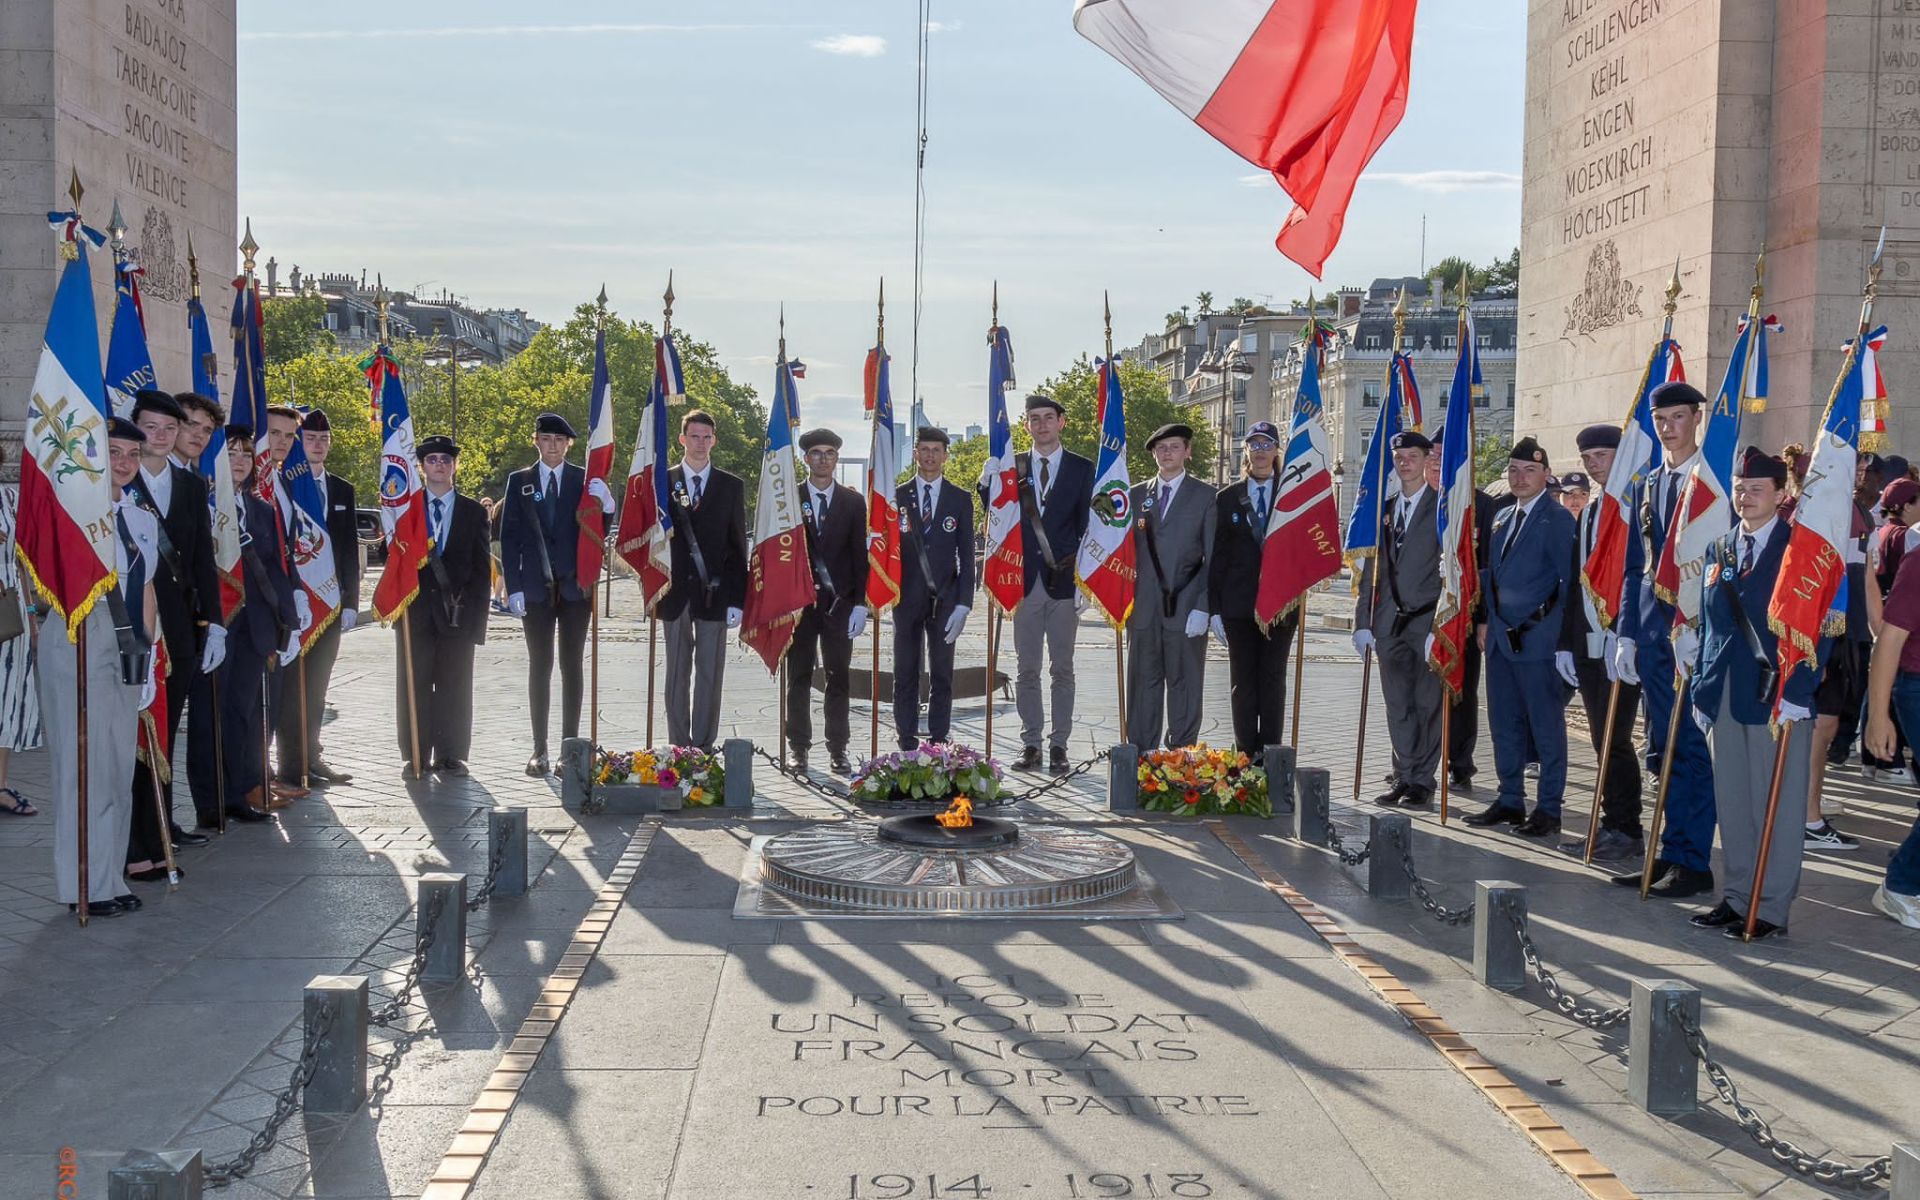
[116,0,204,213]
[756,973,1259,1123]
[1556,0,1667,246]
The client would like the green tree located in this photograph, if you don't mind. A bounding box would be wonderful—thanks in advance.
[1195,291,1214,316]
[261,293,336,365]
[1031,356,1212,485]
[1428,256,1488,303]
[1483,246,1521,293]
[1473,430,1508,487]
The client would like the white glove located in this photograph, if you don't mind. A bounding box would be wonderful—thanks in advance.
[509,592,527,618]
[278,634,300,666]
[943,606,969,644]
[1074,591,1090,613]
[726,606,743,629]
[1184,610,1210,639]
[1353,629,1376,656]
[586,477,615,514]
[1209,615,1228,648]
[138,666,156,711]
[1423,633,1435,662]
[1599,631,1619,682]
[1777,700,1812,724]
[200,625,227,673]
[1692,705,1712,734]
[1673,626,1700,680]
[847,605,868,639]
[293,590,312,631]
[339,608,358,633]
[1612,636,1639,686]
[1554,650,1579,688]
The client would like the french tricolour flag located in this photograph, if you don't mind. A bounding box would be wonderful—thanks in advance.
[1342,348,1403,586]
[864,345,902,614]
[1427,309,1481,697]
[981,324,1024,615]
[577,325,616,590]
[188,289,242,621]
[617,327,682,610]
[1654,315,1756,627]
[1582,336,1682,630]
[1257,321,1342,627]
[1076,358,1135,628]
[1073,0,1417,277]
[368,349,429,625]
[279,435,342,649]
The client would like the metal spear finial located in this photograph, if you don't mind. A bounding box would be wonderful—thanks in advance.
[375,274,390,343]
[1457,266,1472,312]
[67,169,84,214]
[663,270,675,332]
[990,280,998,330]
[1867,226,1886,298]
[187,232,201,299]
[877,276,886,347]
[595,284,608,330]
[1664,256,1682,314]
[1392,284,1409,349]
[778,303,786,361]
[239,219,258,277]
[107,200,127,260]
[1751,244,1767,302]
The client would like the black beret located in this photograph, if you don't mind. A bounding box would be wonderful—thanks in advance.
[915,425,950,447]
[224,423,254,443]
[1146,422,1193,450]
[418,435,459,459]
[1560,471,1591,491]
[1390,430,1432,452]
[131,389,185,422]
[798,428,842,452]
[1859,451,1887,475]
[1509,436,1548,467]
[108,416,146,442]
[1883,454,1910,480]
[1735,446,1787,485]
[1575,424,1621,452]
[1024,393,1065,415]
[300,409,331,432]
[535,412,576,438]
[1650,380,1707,409]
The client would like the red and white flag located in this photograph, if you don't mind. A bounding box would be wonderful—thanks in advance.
[1427,309,1481,696]
[1256,320,1342,627]
[1582,336,1681,630]
[980,323,1024,615]
[1074,0,1418,277]
[864,345,902,614]
[577,324,615,590]
[740,355,817,672]
[618,327,683,608]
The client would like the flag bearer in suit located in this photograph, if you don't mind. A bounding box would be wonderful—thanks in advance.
[274,409,361,787]
[787,428,870,773]
[1010,392,1095,775]
[1611,380,1717,898]
[500,411,615,775]
[1357,431,1443,808]
[1207,422,1297,755]
[219,426,298,820]
[658,410,749,751]
[175,391,231,829]
[1126,424,1216,751]
[894,427,974,750]
[1558,424,1645,861]
[398,436,493,774]
[1687,448,1826,940]
[125,391,218,869]
[1465,437,1578,835]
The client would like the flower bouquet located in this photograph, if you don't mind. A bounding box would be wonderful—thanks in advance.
[849,742,1007,808]
[1138,745,1269,818]
[596,746,726,808]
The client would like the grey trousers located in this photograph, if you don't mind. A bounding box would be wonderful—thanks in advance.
[38,608,139,904]
[1126,618,1206,751]
[1710,693,1809,926]
[1377,617,1442,791]
[663,611,727,749]
[1013,585,1077,751]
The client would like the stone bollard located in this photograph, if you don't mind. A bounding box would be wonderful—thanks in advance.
[558,736,594,809]
[1108,744,1140,811]
[1366,814,1412,898]
[108,1148,203,1199]
[1472,882,1528,991]
[1263,746,1295,838]
[302,975,369,1114]
[1629,979,1701,1116]
[722,738,754,808]
[417,874,468,983]
[1893,1142,1919,1200]
[1297,767,1331,845]
[488,808,529,898]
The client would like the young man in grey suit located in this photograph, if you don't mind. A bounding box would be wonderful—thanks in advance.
[1011,393,1095,775]
[1356,430,1443,808]
[1126,424,1216,751]
[1467,437,1579,836]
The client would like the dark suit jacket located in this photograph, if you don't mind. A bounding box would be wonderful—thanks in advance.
[419,490,492,645]
[1208,478,1269,621]
[500,461,586,604]
[1560,504,1602,660]
[233,494,298,657]
[133,465,218,664]
[1694,521,1826,724]
[657,464,749,621]
[1619,459,1700,645]
[1482,497,1577,662]
[1014,449,1094,599]
[320,471,361,613]
[897,476,975,616]
[799,481,869,621]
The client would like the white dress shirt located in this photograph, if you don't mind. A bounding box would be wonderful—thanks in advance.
[1030,446,1064,509]
[139,462,173,517]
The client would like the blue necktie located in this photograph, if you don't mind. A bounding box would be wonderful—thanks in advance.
[432,496,445,549]
[1253,483,1267,529]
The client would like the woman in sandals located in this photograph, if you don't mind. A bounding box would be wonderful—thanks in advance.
[0,445,43,817]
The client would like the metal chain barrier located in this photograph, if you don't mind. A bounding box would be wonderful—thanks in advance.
[754,748,856,801]
[1001,750,1109,803]
[1671,1003,1892,1188]
[1385,825,1474,924]
[370,885,449,1028]
[465,834,510,911]
[1316,785,1371,865]
[1497,894,1629,1028]
[205,998,338,1188]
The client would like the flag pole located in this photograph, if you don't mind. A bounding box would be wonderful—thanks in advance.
[590,286,608,755]
[1104,291,1127,736]
[777,306,789,764]
[67,171,94,925]
[985,283,998,758]
[872,279,885,762]
[1640,675,1687,898]
[1439,272,1473,827]
[377,284,424,779]
[188,234,228,833]
[143,713,181,888]
[296,657,309,789]
[1352,287,1409,801]
[647,275,674,750]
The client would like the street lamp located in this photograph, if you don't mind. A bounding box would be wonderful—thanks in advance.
[431,334,475,442]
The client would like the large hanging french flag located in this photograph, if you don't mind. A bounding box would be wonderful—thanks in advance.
[864,344,902,614]
[1076,358,1135,627]
[981,323,1024,615]
[104,259,155,419]
[577,324,616,590]
[279,436,342,648]
[1582,335,1681,630]
[1427,309,1481,697]
[1257,320,1343,627]
[740,355,818,673]
[19,212,117,638]
[368,348,430,624]
[1342,350,1403,587]
[1073,0,1417,277]
[617,327,682,609]
[189,289,243,621]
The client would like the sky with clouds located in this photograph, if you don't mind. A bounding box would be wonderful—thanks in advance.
[237,1,1522,445]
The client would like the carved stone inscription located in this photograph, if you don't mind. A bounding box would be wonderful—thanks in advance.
[1556,0,1669,247]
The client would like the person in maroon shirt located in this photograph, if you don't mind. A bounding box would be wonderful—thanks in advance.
[1861,554,1920,931]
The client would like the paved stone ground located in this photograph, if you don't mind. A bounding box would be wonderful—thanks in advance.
[0,579,1911,1198]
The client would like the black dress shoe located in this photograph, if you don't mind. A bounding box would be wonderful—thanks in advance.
[1463,803,1525,827]
[225,805,270,824]
[1689,901,1742,928]
[1648,865,1715,899]
[308,761,355,784]
[1373,782,1409,807]
[1450,771,1476,791]
[126,866,175,883]
[1727,918,1785,940]
[1512,812,1562,837]
[1014,746,1043,772]
[829,751,853,775]
[114,892,144,909]
[438,759,469,776]
[1399,785,1434,809]
[525,754,550,778]
[171,829,210,848]
[1614,858,1670,888]
[1050,746,1071,776]
[787,750,809,772]
[67,900,126,918]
